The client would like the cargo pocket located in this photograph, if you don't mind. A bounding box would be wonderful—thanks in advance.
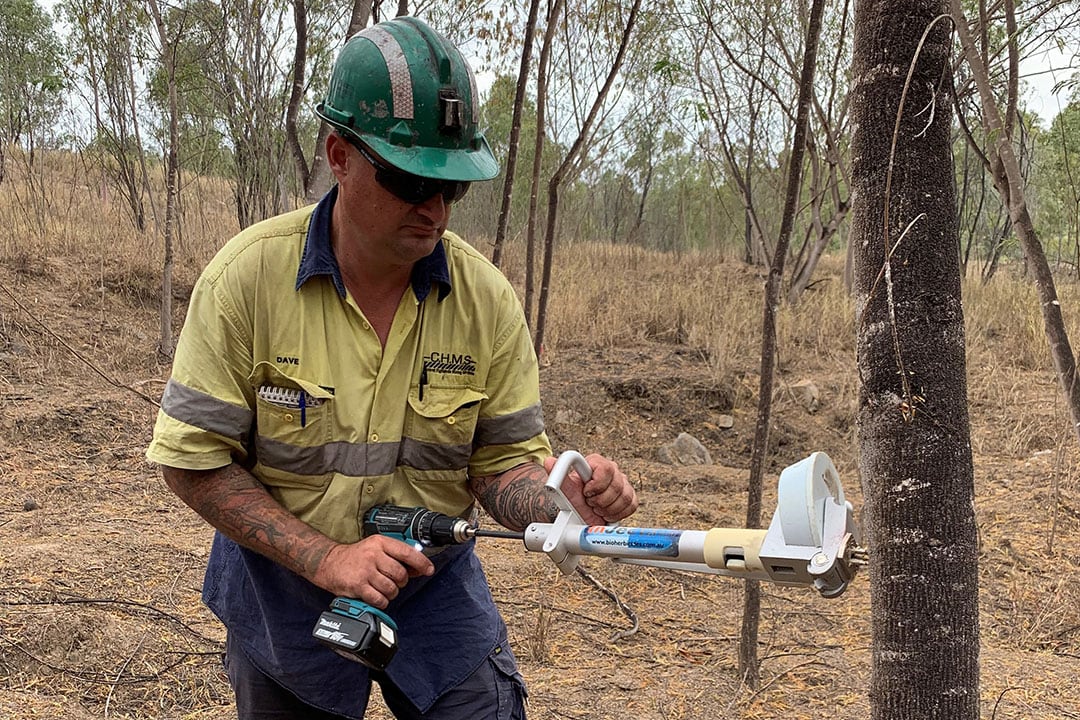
[491,642,528,720]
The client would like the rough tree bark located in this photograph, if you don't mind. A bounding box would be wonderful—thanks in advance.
[851,2,980,718]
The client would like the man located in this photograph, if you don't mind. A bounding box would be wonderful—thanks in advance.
[146,16,637,720]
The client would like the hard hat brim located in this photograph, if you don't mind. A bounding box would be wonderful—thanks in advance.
[361,134,501,183]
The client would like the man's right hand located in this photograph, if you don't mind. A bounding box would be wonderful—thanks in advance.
[312,535,435,609]
[161,464,434,607]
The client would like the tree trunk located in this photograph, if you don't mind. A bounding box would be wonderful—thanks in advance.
[304,0,374,203]
[950,0,1080,445]
[146,0,180,359]
[851,3,979,718]
[491,0,542,269]
[285,0,310,199]
[523,0,562,329]
[533,0,642,357]
[738,0,826,689]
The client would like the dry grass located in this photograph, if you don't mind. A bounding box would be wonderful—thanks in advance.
[0,147,236,295]
[1,151,1079,718]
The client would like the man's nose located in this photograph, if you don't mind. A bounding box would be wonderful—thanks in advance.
[414,191,448,222]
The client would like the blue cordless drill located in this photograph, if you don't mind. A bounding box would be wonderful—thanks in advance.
[311,505,521,669]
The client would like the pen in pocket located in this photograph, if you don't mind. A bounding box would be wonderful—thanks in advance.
[257,385,322,427]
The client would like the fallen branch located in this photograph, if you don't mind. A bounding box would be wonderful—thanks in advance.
[0,282,160,408]
[575,566,639,641]
[0,634,214,686]
[105,633,147,717]
[0,592,220,646]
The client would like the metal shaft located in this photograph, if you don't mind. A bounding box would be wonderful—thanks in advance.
[471,528,525,541]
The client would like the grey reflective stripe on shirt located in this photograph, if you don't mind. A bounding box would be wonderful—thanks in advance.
[256,435,471,476]
[161,378,253,441]
[473,403,545,447]
[399,437,472,470]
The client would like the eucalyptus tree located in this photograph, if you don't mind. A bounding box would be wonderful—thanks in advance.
[955,125,1014,280]
[490,0,540,268]
[687,0,853,298]
[586,6,686,250]
[146,0,183,359]
[456,73,549,247]
[532,0,645,355]
[950,0,1080,279]
[524,0,562,330]
[951,0,1080,446]
[785,0,853,301]
[0,0,63,184]
[292,0,374,203]
[690,0,784,265]
[640,140,742,252]
[173,0,342,227]
[738,0,827,688]
[1034,97,1080,267]
[61,0,156,232]
[198,0,294,226]
[852,1,979,717]
[145,1,230,181]
[586,124,683,247]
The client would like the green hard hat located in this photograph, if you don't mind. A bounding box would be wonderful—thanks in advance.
[316,16,499,182]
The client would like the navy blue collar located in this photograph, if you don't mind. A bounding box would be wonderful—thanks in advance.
[295,185,452,303]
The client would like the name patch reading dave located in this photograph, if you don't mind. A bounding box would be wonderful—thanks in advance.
[579,526,682,557]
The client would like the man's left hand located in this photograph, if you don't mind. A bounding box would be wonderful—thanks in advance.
[543,453,638,525]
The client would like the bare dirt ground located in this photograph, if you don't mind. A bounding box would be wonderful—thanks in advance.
[2,257,1079,719]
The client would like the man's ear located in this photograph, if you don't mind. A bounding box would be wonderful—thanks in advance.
[326,133,351,182]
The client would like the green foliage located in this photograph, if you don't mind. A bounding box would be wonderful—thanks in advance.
[58,0,154,229]
[452,73,565,240]
[1031,98,1080,256]
[139,0,343,182]
[0,0,65,149]
[3,0,1075,266]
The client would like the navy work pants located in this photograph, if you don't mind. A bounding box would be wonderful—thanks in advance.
[224,632,528,720]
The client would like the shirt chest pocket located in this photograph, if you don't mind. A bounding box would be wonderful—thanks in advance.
[405,387,488,448]
[249,362,334,445]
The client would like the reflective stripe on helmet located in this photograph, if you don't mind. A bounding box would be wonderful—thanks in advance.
[363,25,414,120]
[464,61,478,126]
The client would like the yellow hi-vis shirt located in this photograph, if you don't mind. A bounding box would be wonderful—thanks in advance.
[147,194,551,543]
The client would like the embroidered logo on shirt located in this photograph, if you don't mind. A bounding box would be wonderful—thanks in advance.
[424,351,476,376]
[276,356,300,365]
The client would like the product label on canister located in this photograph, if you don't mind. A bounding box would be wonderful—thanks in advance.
[579,526,682,557]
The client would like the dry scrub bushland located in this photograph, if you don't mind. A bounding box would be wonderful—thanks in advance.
[1,153,1078,719]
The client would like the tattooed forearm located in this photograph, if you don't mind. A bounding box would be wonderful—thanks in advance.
[162,464,334,580]
[469,463,558,532]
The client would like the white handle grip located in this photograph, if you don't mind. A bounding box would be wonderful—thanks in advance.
[543,450,593,512]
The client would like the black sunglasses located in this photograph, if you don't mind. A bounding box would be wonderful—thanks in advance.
[346,136,470,205]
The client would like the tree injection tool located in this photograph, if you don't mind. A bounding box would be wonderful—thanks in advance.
[314,451,868,668]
